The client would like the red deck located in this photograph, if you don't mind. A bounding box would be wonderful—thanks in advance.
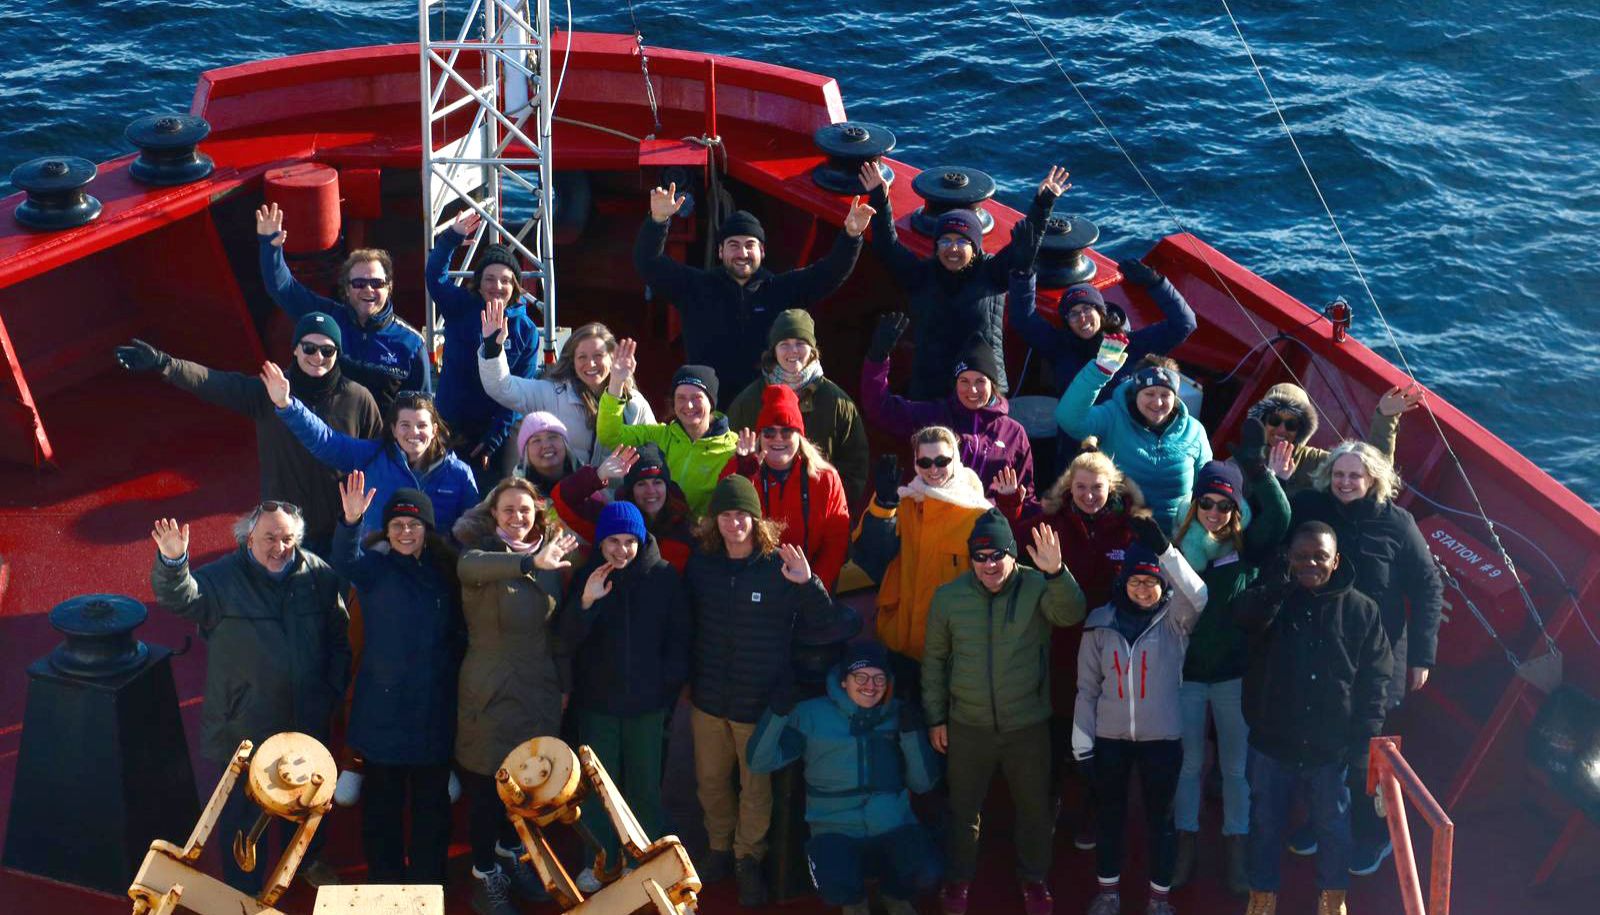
[3,33,1599,914]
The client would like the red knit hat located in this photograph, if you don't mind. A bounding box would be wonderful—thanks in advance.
[756,384,804,431]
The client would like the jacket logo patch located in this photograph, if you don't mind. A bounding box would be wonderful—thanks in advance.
[751,592,762,603]
[380,351,400,365]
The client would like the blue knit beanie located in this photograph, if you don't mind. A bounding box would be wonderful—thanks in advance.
[595,501,648,544]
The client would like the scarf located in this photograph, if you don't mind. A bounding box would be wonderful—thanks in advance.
[897,463,992,511]
[496,528,540,554]
[767,359,825,392]
[1178,521,1235,573]
[289,361,341,402]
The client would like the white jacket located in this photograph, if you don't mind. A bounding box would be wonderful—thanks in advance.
[479,351,656,465]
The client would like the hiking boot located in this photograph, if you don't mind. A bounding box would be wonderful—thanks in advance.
[698,848,734,883]
[470,866,517,915]
[298,859,341,888]
[1286,823,1318,856]
[1022,881,1054,915]
[1224,835,1250,896]
[883,897,920,915]
[1244,890,1278,915]
[1147,897,1177,915]
[1316,889,1348,915]
[735,856,767,907]
[1171,830,1197,889]
[940,881,971,915]
[1348,838,1393,876]
[1085,889,1120,915]
[495,843,550,902]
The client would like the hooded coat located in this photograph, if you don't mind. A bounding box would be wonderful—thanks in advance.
[859,354,1035,497]
[726,373,869,514]
[550,464,695,571]
[746,661,942,838]
[478,349,657,465]
[1054,361,1212,532]
[720,450,852,591]
[595,390,738,517]
[1243,382,1400,497]
[451,507,567,775]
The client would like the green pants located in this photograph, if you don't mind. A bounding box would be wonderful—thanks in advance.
[945,719,1053,882]
[577,708,669,866]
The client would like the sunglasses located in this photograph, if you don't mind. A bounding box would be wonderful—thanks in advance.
[298,342,338,358]
[348,277,390,290]
[848,672,888,688]
[760,426,797,439]
[1263,414,1302,433]
[971,550,1007,564]
[915,455,954,469]
[257,500,303,515]
[1197,497,1235,513]
[935,237,974,250]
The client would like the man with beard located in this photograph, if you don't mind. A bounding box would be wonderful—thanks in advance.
[116,312,383,555]
[634,185,874,406]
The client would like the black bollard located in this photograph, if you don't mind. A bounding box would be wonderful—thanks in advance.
[10,157,102,231]
[2,594,199,894]
[811,122,896,195]
[1037,214,1101,288]
[908,166,996,238]
[126,114,214,187]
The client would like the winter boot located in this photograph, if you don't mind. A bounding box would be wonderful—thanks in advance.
[1171,830,1198,888]
[495,843,549,902]
[469,865,517,915]
[698,848,734,883]
[735,856,768,907]
[1244,890,1277,915]
[1224,835,1250,896]
[1021,880,1053,915]
[1086,889,1120,915]
[1316,889,1348,915]
[1147,896,1177,915]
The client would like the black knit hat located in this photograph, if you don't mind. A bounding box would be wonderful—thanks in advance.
[718,210,766,246]
[472,244,521,287]
[967,508,1017,558]
[841,640,891,676]
[936,209,985,251]
[1129,363,1180,394]
[952,334,1002,387]
[383,487,435,531]
[767,308,817,348]
[671,364,720,405]
[1060,283,1106,314]
[293,311,343,352]
[1194,460,1244,504]
[708,475,763,518]
[622,445,671,490]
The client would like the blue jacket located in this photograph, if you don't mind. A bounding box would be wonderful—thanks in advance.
[424,231,541,453]
[1055,362,1212,532]
[330,521,463,765]
[258,239,429,409]
[747,663,941,838]
[276,397,479,536]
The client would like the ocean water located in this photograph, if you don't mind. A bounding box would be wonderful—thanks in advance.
[3,1,1597,502]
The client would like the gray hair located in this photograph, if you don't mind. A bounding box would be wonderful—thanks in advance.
[232,501,307,547]
[1313,441,1403,505]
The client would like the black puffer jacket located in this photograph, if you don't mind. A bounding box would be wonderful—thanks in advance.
[867,185,1055,398]
[555,535,692,717]
[1235,561,1393,767]
[684,547,835,723]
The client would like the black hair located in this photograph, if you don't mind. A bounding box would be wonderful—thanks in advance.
[1291,520,1338,548]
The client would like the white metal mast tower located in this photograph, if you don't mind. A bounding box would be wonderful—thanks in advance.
[419,0,557,385]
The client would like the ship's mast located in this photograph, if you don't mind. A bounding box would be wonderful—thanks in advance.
[419,0,557,385]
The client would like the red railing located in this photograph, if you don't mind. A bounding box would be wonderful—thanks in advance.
[1367,737,1454,915]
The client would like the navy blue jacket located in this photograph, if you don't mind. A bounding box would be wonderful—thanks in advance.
[424,231,541,454]
[258,239,428,410]
[554,536,692,717]
[632,217,862,406]
[330,521,463,765]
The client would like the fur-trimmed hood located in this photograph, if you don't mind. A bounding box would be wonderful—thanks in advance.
[1248,382,1319,446]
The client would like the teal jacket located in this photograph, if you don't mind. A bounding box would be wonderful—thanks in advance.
[1055,361,1212,532]
[1180,471,1291,683]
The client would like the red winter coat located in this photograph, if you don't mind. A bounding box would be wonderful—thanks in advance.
[551,464,695,572]
[721,451,851,592]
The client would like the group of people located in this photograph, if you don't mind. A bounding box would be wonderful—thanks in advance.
[119,165,1441,915]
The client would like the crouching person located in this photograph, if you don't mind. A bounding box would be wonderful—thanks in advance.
[1235,522,1392,915]
[924,512,1087,915]
[747,641,942,915]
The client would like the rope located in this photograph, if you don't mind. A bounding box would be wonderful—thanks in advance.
[1215,0,1560,658]
[683,134,730,269]
[627,0,663,139]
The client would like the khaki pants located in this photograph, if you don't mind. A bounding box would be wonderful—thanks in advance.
[690,706,770,860]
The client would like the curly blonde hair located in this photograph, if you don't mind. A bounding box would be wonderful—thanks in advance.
[1039,437,1140,515]
[693,513,786,556]
[1313,440,1403,504]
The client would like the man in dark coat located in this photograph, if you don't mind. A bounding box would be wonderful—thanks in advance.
[633,184,874,406]
[150,502,351,892]
[116,312,383,555]
[1234,521,1392,915]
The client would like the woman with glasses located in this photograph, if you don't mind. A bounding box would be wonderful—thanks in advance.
[860,315,1035,498]
[1243,381,1421,496]
[722,385,852,591]
[265,363,479,537]
[255,204,428,411]
[852,426,993,705]
[747,640,942,915]
[115,312,382,556]
[1167,444,1292,895]
[857,162,1069,399]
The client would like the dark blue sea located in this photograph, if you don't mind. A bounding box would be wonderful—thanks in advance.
[4,1,1598,502]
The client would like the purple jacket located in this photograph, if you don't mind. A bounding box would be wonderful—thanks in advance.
[860,356,1034,498]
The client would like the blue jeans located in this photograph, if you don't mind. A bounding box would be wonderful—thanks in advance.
[806,824,940,905]
[1175,678,1250,835]
[1246,748,1350,891]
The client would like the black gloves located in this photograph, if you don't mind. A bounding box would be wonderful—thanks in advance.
[1235,417,1269,480]
[898,701,926,733]
[867,312,909,363]
[1129,513,1170,555]
[114,338,170,374]
[1010,218,1043,271]
[480,330,504,360]
[873,454,901,509]
[1117,257,1163,288]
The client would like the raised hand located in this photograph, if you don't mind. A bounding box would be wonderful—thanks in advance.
[649,181,687,224]
[779,543,812,584]
[1038,165,1072,198]
[1268,439,1297,480]
[873,454,901,508]
[580,563,614,609]
[842,195,876,238]
[339,471,376,525]
[1026,523,1064,575]
[115,338,170,374]
[480,300,509,345]
[533,531,579,571]
[1094,333,1130,375]
[990,465,1020,498]
[151,518,190,561]
[1129,512,1170,554]
[259,361,292,408]
[857,160,885,194]
[597,444,640,484]
[608,338,638,396]
[736,427,760,458]
[1116,257,1161,288]
[452,208,484,237]
[255,203,286,246]
[867,312,910,363]
[1377,382,1424,417]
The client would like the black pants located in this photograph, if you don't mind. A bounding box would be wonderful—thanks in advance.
[463,769,522,871]
[1093,737,1182,888]
[362,762,452,884]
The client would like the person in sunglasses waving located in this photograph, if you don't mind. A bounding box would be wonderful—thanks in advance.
[1242,381,1421,497]
[115,312,382,556]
